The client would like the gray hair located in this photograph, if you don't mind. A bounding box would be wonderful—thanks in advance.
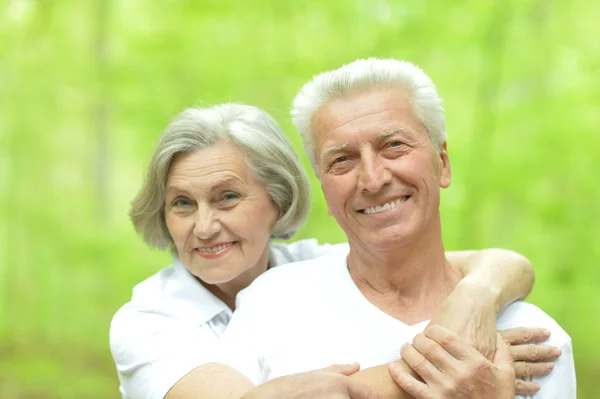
[130,103,311,249]
[291,58,447,172]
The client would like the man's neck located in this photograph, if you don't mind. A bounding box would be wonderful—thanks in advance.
[347,234,462,325]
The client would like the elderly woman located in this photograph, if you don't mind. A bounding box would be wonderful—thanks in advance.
[110,104,558,399]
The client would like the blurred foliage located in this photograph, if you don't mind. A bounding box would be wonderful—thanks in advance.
[0,0,598,398]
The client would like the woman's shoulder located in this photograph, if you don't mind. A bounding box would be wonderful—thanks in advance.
[111,261,229,332]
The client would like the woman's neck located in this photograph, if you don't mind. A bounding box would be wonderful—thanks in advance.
[202,245,272,311]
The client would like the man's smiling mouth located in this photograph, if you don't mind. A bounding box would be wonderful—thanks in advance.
[358,196,411,215]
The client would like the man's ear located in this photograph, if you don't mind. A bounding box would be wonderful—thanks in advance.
[439,142,451,188]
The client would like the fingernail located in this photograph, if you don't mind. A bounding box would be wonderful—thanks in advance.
[534,382,541,391]
[553,348,562,356]
[543,329,551,337]
[547,363,555,371]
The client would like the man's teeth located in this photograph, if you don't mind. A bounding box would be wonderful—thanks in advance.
[363,197,408,215]
[197,243,234,253]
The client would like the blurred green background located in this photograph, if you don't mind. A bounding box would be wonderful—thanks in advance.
[1,0,598,397]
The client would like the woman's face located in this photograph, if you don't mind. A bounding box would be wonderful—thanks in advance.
[164,142,279,285]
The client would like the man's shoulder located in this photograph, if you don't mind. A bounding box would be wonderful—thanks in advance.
[270,239,350,265]
[498,301,571,345]
[237,252,348,305]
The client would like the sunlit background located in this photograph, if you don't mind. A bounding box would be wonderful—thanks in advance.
[1,0,598,397]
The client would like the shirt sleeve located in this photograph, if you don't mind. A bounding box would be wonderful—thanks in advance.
[110,305,221,399]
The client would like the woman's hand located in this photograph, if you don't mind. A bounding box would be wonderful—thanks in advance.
[500,327,562,395]
[428,280,499,360]
[388,326,515,399]
[243,363,382,399]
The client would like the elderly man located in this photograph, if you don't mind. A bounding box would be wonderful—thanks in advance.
[205,59,576,398]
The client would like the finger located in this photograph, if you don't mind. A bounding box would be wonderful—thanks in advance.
[424,325,479,361]
[515,379,541,395]
[401,343,442,382]
[514,361,555,378]
[492,333,513,368]
[388,361,430,399]
[318,363,361,376]
[412,333,457,373]
[477,334,496,362]
[499,327,551,345]
[510,344,562,362]
[347,378,383,399]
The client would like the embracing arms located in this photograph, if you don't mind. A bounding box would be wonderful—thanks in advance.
[166,248,548,399]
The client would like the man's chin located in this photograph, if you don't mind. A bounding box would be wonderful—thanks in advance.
[350,229,414,253]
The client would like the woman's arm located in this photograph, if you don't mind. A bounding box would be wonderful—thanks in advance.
[446,248,535,307]
[165,362,382,399]
[345,248,540,398]
[434,248,535,360]
[166,248,542,399]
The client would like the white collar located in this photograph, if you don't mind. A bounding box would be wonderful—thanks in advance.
[157,260,231,326]
[136,243,292,326]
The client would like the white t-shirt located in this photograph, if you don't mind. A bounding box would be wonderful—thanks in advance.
[110,239,348,399]
[219,252,576,399]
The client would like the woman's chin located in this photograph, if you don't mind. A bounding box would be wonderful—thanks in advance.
[195,268,242,286]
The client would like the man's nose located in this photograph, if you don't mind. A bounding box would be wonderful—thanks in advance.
[357,153,391,193]
[193,204,221,239]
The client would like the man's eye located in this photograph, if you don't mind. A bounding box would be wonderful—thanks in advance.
[388,141,403,148]
[333,155,348,164]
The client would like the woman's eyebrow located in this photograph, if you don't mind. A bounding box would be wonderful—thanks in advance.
[209,177,242,192]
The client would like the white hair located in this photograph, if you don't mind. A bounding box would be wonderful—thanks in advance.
[131,103,311,249]
[291,58,447,172]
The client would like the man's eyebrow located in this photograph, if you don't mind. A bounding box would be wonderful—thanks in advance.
[322,143,352,159]
[376,127,409,140]
[320,128,409,162]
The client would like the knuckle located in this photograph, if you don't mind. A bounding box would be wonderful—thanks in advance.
[440,334,455,348]
[522,329,532,342]
[411,357,428,373]
[441,380,458,395]
[509,345,520,358]
[473,358,489,373]
[454,369,472,387]
[422,342,439,358]
[328,375,346,390]
[515,362,532,377]
[528,345,540,360]
[515,378,525,390]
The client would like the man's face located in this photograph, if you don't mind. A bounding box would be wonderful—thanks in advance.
[312,88,451,252]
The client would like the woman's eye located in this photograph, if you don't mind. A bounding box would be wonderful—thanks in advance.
[172,198,191,207]
[221,191,240,202]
